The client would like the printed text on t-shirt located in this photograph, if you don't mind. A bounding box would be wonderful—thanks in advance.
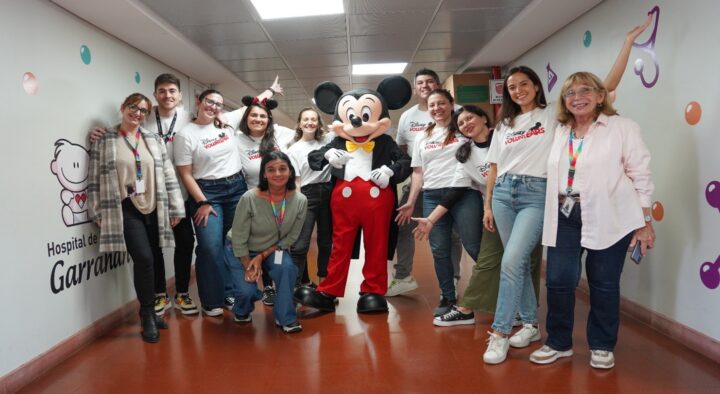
[503,122,545,145]
[202,133,229,149]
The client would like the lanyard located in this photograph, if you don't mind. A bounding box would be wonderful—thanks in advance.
[120,128,143,180]
[566,130,584,194]
[268,191,287,244]
[155,110,177,143]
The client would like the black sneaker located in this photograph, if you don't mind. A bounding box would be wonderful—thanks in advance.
[433,297,456,317]
[233,313,252,323]
[224,296,235,310]
[433,306,475,327]
[262,286,277,306]
[276,320,303,334]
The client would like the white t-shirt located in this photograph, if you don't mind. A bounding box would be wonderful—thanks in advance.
[286,135,333,187]
[411,126,467,189]
[396,103,462,158]
[173,122,242,180]
[145,106,191,165]
[236,125,296,188]
[486,106,557,178]
[451,141,491,194]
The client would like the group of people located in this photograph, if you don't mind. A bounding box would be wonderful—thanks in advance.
[87,15,655,370]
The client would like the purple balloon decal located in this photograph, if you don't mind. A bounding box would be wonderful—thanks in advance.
[632,6,660,88]
[706,181,720,212]
[547,63,557,92]
[700,256,720,289]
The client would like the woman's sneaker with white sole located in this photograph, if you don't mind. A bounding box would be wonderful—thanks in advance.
[590,350,615,369]
[483,332,510,364]
[529,345,574,364]
[433,306,475,327]
[509,324,541,348]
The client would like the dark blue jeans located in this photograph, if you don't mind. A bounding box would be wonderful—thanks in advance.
[189,173,247,309]
[545,203,633,352]
[423,188,483,301]
[227,246,299,325]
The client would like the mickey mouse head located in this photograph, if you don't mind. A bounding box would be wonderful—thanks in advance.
[314,76,411,144]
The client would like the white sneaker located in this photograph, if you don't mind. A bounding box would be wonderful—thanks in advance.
[590,350,615,369]
[509,324,541,348]
[483,332,510,364]
[529,345,574,364]
[386,276,418,297]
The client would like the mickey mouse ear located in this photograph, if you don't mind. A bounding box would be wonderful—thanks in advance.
[314,82,344,114]
[264,98,278,110]
[241,95,254,106]
[377,76,412,110]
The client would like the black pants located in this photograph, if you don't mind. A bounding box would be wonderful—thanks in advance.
[153,200,194,294]
[122,199,162,312]
[291,182,333,285]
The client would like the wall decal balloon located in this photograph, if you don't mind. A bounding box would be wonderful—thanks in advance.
[583,30,592,47]
[705,181,720,211]
[80,45,92,65]
[685,101,702,125]
[700,256,720,290]
[546,63,557,92]
[134,72,141,84]
[651,201,664,221]
[23,72,38,95]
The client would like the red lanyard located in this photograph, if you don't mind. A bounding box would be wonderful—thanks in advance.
[566,130,584,194]
[120,128,142,180]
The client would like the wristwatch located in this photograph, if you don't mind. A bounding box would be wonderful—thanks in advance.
[644,214,652,223]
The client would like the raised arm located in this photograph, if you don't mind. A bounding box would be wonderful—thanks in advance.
[604,14,652,92]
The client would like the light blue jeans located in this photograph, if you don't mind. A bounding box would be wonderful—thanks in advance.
[491,174,546,334]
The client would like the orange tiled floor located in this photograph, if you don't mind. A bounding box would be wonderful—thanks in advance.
[19,242,720,393]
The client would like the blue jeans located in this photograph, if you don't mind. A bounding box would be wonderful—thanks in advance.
[423,188,483,301]
[227,246,299,326]
[491,174,545,334]
[189,173,247,309]
[545,203,632,351]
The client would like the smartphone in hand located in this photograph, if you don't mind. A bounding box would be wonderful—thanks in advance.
[631,241,643,264]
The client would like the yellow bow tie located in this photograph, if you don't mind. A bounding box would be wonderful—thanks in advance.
[346,140,375,153]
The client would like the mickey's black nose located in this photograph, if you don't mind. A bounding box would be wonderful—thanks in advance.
[350,116,362,128]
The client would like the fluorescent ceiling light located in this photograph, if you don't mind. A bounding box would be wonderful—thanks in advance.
[250,0,344,20]
[352,63,408,75]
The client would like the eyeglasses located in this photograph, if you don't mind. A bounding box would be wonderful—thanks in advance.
[563,86,597,99]
[204,98,223,109]
[127,104,150,116]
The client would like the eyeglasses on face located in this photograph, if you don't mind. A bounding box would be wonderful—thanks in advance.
[204,98,223,109]
[563,86,597,99]
[127,104,150,116]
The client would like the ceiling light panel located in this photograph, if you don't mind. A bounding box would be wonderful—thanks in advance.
[352,63,408,75]
[250,0,344,20]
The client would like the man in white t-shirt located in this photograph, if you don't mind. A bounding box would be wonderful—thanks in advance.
[389,68,463,296]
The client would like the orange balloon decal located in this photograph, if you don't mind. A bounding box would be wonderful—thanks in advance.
[685,101,701,125]
[651,201,664,221]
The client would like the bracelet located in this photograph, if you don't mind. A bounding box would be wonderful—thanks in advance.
[197,200,211,206]
[268,87,276,95]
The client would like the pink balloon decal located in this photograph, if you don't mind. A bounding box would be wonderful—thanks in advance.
[706,181,720,211]
[546,63,557,92]
[633,6,660,88]
[700,256,720,289]
[23,72,38,95]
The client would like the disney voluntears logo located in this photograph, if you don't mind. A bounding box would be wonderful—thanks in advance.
[48,138,131,294]
[201,132,229,149]
[408,121,428,133]
[504,122,545,145]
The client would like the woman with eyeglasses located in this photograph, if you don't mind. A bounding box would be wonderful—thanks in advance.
[88,93,185,343]
[174,89,248,317]
[481,18,651,365]
[529,71,655,369]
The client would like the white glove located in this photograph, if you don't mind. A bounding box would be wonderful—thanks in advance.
[324,148,353,169]
[370,165,394,189]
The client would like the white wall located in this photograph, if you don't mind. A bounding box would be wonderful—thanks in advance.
[0,0,198,376]
[511,0,720,341]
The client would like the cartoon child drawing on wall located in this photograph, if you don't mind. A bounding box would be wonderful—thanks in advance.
[50,139,90,226]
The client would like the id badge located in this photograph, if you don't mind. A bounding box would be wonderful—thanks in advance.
[274,250,283,265]
[560,197,575,218]
[135,179,146,195]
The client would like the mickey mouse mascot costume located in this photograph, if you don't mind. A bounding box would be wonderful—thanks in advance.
[297,76,412,313]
